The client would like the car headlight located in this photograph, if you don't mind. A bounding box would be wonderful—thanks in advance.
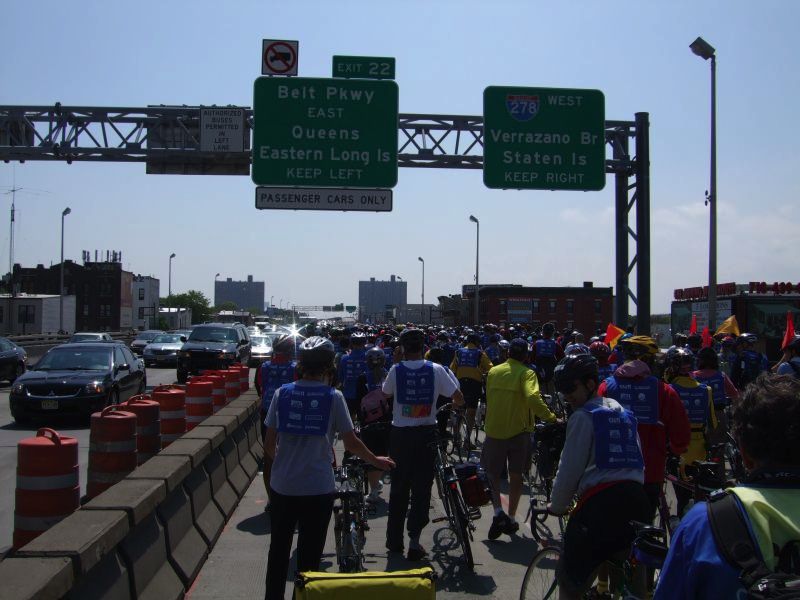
[85,382,105,394]
[12,382,25,394]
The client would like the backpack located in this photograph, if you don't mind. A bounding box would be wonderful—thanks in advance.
[359,389,390,425]
[707,491,800,598]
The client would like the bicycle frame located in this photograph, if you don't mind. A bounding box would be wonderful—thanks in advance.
[333,461,369,573]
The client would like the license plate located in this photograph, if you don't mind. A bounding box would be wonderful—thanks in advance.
[41,400,58,410]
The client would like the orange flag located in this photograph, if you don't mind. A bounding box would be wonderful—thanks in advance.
[689,314,698,335]
[605,323,625,350]
[715,315,740,337]
[781,311,796,350]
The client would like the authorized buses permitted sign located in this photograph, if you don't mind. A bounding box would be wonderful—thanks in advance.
[255,187,392,212]
[251,77,398,188]
[483,86,605,191]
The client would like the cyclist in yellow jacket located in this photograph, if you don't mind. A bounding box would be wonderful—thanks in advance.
[451,331,493,438]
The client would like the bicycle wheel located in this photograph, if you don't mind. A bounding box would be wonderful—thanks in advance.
[437,471,454,519]
[450,413,471,462]
[449,484,475,571]
[520,546,561,600]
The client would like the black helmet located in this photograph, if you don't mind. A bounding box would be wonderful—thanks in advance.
[665,347,694,376]
[686,334,702,350]
[365,346,386,368]
[273,334,295,355]
[696,347,719,370]
[553,355,599,394]
[738,333,757,345]
[350,331,367,344]
[298,336,335,368]
[542,322,555,336]
[466,332,482,346]
[399,327,425,347]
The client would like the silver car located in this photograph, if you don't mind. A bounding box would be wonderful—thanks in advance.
[130,330,165,356]
[248,335,273,367]
[143,333,186,367]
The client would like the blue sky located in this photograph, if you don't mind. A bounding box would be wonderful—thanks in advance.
[2,0,798,315]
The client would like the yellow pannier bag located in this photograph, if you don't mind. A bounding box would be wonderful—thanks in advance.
[294,567,436,599]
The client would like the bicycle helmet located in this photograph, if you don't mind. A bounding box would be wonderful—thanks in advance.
[272,334,295,355]
[618,335,660,360]
[564,343,590,356]
[738,332,757,345]
[298,336,335,368]
[436,331,449,342]
[721,335,736,349]
[466,332,482,346]
[664,347,694,376]
[498,339,511,349]
[509,338,529,359]
[365,346,386,368]
[686,334,702,351]
[696,346,719,370]
[399,327,425,347]
[350,331,367,344]
[589,341,612,364]
[542,322,555,336]
[553,355,599,394]
[490,333,502,343]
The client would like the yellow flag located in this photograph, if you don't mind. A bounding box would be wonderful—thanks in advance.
[605,323,626,349]
[715,315,740,337]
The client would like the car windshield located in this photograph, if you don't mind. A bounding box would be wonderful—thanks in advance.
[70,334,101,341]
[251,336,270,347]
[152,334,182,344]
[35,348,111,371]
[136,332,160,341]
[188,328,237,343]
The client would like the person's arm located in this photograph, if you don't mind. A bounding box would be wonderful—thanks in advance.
[450,355,458,373]
[706,388,718,432]
[549,412,592,514]
[523,369,556,422]
[340,430,396,471]
[381,365,396,399]
[480,352,493,372]
[264,426,277,459]
[661,384,690,456]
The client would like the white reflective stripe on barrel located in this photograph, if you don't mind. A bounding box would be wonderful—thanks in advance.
[185,396,213,405]
[14,513,71,531]
[160,410,185,419]
[87,470,128,484]
[89,440,137,453]
[137,423,160,436]
[17,471,79,491]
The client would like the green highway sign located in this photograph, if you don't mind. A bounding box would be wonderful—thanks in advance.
[332,55,396,80]
[252,77,398,188]
[483,86,606,191]
[346,305,357,313]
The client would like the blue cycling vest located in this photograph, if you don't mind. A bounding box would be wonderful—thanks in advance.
[383,347,395,368]
[440,343,457,366]
[485,345,500,363]
[456,348,481,368]
[598,364,615,380]
[396,361,435,419]
[740,350,764,385]
[694,371,727,407]
[670,382,710,426]
[340,349,367,399]
[603,376,660,425]
[260,360,296,411]
[276,383,334,436]
[585,404,644,470]
[535,338,557,358]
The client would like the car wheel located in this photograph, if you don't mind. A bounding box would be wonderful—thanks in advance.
[107,389,120,408]
[138,377,146,394]
[11,409,30,426]
[177,369,188,384]
[10,362,25,383]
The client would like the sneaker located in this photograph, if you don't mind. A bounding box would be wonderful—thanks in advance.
[386,541,404,553]
[488,512,510,540]
[504,519,520,535]
[407,545,428,561]
[367,488,381,503]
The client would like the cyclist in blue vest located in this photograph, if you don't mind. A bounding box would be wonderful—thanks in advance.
[450,331,493,439]
[383,327,464,561]
[263,337,394,600]
[338,331,369,419]
[717,335,737,377]
[730,333,768,390]
[589,341,615,380]
[775,335,800,378]
[531,322,565,397]
[693,346,739,447]
[258,334,297,508]
[664,347,717,517]
[549,354,650,600]
[485,333,503,364]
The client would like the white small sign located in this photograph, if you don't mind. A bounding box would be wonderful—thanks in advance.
[255,187,392,212]
[261,39,299,76]
[200,108,245,153]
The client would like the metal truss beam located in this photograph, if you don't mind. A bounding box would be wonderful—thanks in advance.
[0,103,649,332]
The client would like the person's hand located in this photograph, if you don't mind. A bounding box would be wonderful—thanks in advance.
[372,456,396,471]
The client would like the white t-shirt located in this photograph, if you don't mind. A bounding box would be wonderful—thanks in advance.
[382,359,458,427]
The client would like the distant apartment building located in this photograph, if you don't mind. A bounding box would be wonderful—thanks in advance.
[358,275,407,323]
[215,275,265,311]
[132,275,160,330]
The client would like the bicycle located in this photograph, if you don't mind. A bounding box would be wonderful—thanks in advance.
[524,396,567,520]
[332,456,371,573]
[437,402,471,463]
[429,435,478,571]
[520,505,669,599]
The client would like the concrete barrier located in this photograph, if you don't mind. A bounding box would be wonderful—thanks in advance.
[0,390,261,599]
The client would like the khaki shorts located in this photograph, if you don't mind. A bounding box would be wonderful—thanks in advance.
[481,432,530,476]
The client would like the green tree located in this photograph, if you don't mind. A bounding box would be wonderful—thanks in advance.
[215,301,238,312]
[161,290,212,324]
[246,306,263,316]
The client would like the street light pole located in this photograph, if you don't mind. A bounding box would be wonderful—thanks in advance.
[691,36,717,331]
[214,272,220,306]
[469,215,480,326]
[168,253,176,297]
[59,207,71,333]
[418,257,425,323]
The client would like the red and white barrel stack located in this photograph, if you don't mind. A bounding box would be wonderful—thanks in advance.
[153,385,187,448]
[203,373,226,413]
[87,405,138,499]
[185,378,214,430]
[123,395,162,464]
[14,428,80,549]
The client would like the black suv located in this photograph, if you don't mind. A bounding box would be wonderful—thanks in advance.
[176,323,250,383]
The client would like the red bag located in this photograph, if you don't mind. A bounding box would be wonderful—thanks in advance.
[360,389,390,425]
[458,473,492,507]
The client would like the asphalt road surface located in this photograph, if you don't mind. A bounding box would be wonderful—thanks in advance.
[0,364,179,555]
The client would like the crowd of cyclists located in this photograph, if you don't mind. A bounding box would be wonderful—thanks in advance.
[255,319,800,599]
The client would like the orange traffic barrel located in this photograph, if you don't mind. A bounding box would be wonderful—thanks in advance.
[153,385,186,448]
[14,428,79,549]
[203,373,226,413]
[185,378,214,430]
[229,364,249,392]
[122,395,161,465]
[222,369,241,402]
[87,406,137,499]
